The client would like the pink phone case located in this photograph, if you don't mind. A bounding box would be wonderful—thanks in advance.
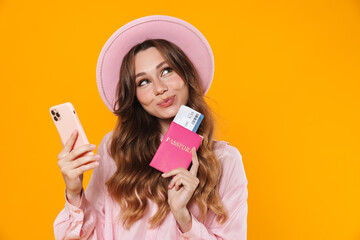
[50,102,91,152]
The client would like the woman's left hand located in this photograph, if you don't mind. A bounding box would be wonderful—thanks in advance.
[161,147,200,232]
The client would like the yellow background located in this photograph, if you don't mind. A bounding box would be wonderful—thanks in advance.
[0,0,359,239]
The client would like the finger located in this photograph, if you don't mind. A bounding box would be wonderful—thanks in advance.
[174,178,183,191]
[168,174,183,190]
[162,168,187,178]
[168,173,182,189]
[168,176,177,189]
[168,172,192,189]
[67,144,97,162]
[73,161,100,175]
[71,154,100,169]
[174,176,197,191]
[58,129,78,159]
[189,147,199,176]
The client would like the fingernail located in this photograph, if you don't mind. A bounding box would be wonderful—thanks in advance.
[72,129,77,134]
[90,144,96,149]
[95,154,100,159]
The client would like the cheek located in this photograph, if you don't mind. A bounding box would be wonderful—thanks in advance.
[169,76,186,90]
[136,89,152,106]
[171,78,189,102]
[181,86,189,103]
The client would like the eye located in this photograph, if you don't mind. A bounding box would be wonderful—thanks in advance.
[138,79,149,86]
[161,67,173,76]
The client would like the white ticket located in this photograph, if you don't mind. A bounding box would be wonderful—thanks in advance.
[173,105,204,133]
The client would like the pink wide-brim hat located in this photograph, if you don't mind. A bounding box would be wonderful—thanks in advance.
[96,15,214,113]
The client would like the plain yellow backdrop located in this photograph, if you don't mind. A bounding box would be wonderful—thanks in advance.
[0,0,359,239]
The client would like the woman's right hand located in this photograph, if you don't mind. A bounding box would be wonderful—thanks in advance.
[57,129,100,206]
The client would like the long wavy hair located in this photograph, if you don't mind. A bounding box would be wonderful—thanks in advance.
[106,39,228,229]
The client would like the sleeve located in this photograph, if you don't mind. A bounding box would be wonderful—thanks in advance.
[178,143,248,240]
[53,132,112,240]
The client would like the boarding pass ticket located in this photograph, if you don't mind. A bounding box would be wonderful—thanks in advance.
[173,105,204,133]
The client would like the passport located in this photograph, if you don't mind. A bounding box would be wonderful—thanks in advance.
[149,121,203,173]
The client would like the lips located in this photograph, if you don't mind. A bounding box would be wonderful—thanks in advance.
[157,96,175,107]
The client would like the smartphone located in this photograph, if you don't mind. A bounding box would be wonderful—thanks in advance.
[50,102,93,154]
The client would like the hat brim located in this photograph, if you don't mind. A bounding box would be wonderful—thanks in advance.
[96,15,214,113]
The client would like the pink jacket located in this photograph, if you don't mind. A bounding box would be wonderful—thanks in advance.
[54,131,248,239]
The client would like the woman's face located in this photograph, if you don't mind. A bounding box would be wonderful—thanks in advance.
[134,47,189,120]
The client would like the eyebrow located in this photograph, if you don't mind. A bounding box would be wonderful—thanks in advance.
[135,61,167,79]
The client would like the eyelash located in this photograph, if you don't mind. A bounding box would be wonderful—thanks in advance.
[137,67,173,87]
[161,67,172,76]
[138,79,149,86]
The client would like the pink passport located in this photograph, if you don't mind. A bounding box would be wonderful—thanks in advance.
[150,122,203,173]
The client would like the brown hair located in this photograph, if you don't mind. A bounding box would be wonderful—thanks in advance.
[106,39,228,229]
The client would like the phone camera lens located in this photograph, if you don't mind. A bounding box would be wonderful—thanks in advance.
[56,113,60,117]
[54,117,58,121]
[51,110,55,115]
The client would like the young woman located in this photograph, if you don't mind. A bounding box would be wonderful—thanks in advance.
[54,15,248,240]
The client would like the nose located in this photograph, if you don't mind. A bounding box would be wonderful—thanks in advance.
[153,78,168,95]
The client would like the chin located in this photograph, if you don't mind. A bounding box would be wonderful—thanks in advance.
[160,111,177,119]
[158,107,179,119]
